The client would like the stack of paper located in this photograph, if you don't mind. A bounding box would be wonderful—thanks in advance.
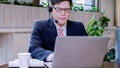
[9,59,45,68]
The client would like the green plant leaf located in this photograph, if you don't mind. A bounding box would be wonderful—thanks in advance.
[87,15,110,36]
[86,15,95,34]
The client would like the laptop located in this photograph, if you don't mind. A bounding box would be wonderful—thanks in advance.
[52,36,110,68]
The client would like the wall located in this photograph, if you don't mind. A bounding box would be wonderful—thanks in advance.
[0,33,13,65]
[70,11,101,27]
[99,0,115,27]
[115,0,120,26]
[0,4,49,28]
[0,28,32,65]
[0,4,102,28]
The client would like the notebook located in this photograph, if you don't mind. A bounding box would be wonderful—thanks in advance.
[52,36,110,68]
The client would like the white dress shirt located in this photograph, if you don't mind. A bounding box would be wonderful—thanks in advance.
[54,20,67,36]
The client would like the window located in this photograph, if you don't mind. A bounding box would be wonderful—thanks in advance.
[72,0,99,12]
[39,0,99,12]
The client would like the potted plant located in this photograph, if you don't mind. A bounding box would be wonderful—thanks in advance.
[86,15,115,68]
[86,15,115,61]
[0,0,11,4]
[86,15,110,36]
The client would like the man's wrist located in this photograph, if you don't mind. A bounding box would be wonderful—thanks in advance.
[46,53,54,62]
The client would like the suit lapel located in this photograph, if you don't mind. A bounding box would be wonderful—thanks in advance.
[48,18,57,40]
[67,20,73,36]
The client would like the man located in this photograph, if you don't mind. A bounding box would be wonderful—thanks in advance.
[29,0,88,62]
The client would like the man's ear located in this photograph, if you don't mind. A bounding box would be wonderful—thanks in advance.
[48,7,53,12]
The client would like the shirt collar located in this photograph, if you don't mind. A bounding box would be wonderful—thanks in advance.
[53,19,67,30]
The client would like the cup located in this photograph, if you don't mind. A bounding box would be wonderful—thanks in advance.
[17,52,31,68]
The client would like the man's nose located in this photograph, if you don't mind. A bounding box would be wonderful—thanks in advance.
[61,10,65,15]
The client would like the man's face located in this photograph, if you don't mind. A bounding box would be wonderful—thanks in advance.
[51,1,71,26]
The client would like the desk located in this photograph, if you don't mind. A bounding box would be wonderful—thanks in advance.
[0,64,8,68]
[0,62,114,68]
[103,62,115,68]
[0,64,47,68]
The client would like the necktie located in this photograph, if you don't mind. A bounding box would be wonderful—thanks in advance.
[58,27,63,36]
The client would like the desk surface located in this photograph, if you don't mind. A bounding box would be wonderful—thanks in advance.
[0,64,47,68]
[0,62,114,68]
[0,64,8,68]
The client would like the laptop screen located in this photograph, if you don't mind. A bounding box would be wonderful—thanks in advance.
[52,36,109,68]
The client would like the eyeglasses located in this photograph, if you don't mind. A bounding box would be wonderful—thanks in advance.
[52,7,71,13]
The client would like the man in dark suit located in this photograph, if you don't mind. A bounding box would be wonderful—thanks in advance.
[29,0,88,62]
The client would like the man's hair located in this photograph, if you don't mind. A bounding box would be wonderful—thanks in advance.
[50,0,72,8]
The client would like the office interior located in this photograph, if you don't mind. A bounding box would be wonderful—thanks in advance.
[0,0,120,68]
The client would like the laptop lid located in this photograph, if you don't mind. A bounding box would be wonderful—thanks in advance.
[52,36,110,68]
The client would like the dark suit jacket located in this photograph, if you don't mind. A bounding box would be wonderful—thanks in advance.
[29,18,88,61]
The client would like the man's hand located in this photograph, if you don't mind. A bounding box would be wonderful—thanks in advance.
[46,53,54,62]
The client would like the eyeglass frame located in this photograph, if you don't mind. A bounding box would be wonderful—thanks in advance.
[52,7,71,13]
